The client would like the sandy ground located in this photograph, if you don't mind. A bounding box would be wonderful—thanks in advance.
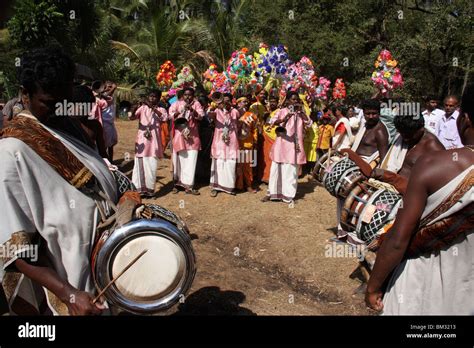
[114,119,371,315]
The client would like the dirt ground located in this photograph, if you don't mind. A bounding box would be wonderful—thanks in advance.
[114,119,371,316]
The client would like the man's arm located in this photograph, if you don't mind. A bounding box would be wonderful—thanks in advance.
[14,259,104,315]
[366,156,432,311]
[376,125,390,161]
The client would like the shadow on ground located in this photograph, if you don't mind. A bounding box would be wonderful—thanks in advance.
[173,286,256,316]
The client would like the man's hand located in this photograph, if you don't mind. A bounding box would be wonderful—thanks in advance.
[64,288,105,316]
[365,287,384,312]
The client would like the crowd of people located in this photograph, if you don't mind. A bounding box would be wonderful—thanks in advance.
[0,47,472,316]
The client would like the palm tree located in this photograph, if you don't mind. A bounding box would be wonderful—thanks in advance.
[187,0,254,68]
[109,0,214,87]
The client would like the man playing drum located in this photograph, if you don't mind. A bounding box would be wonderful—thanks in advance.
[371,113,445,195]
[0,48,118,315]
[350,99,390,164]
[366,84,474,315]
[334,99,390,238]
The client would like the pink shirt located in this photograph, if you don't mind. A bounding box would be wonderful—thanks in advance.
[131,105,168,158]
[90,98,109,124]
[169,100,204,153]
[210,108,240,160]
[269,107,311,165]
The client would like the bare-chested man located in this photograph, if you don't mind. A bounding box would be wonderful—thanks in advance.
[351,99,390,164]
[366,84,474,315]
[370,113,445,194]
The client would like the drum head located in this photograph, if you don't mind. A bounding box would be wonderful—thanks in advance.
[95,219,196,314]
[112,235,186,301]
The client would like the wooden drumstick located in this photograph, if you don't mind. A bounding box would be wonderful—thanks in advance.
[92,249,148,304]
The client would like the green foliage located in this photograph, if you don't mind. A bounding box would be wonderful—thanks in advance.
[1,0,472,102]
[7,0,65,48]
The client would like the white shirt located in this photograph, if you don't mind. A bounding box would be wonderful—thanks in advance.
[422,108,444,134]
[436,110,462,149]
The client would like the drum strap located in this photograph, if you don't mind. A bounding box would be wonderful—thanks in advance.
[1,112,94,190]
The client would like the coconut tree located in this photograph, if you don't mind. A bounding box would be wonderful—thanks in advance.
[109,0,214,88]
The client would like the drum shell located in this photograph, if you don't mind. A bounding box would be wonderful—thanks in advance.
[92,218,196,314]
[341,182,402,244]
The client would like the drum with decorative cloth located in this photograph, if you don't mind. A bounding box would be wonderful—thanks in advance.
[111,169,136,196]
[340,180,402,245]
[91,204,196,314]
[312,151,365,199]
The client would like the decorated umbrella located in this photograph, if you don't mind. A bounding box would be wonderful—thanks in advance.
[371,49,403,96]
[156,60,176,90]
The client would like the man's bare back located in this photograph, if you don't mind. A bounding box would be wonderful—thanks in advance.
[397,131,445,178]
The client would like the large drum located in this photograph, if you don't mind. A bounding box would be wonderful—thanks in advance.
[91,204,196,314]
[313,151,365,199]
[340,181,402,245]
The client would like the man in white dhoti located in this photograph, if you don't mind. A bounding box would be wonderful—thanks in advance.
[261,92,311,204]
[0,48,118,315]
[130,90,168,197]
[169,87,204,195]
[208,93,240,196]
[366,84,474,315]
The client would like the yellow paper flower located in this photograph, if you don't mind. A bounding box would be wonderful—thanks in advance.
[384,71,391,78]
[387,59,397,67]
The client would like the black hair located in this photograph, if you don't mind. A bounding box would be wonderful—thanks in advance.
[223,93,233,100]
[394,114,425,133]
[177,89,185,99]
[286,91,299,100]
[361,99,380,111]
[18,47,75,95]
[183,87,195,95]
[460,84,474,123]
[424,95,438,102]
[91,80,103,92]
[198,95,209,105]
[148,89,162,99]
[72,84,95,104]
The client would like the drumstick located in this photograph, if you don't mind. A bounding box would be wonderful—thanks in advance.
[92,249,148,304]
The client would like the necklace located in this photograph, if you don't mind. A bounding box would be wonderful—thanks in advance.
[465,145,474,152]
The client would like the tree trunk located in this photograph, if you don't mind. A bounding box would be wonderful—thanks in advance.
[461,53,472,95]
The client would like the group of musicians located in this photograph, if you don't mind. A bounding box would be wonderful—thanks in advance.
[0,47,472,316]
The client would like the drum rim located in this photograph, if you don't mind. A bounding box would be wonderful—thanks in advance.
[95,219,196,314]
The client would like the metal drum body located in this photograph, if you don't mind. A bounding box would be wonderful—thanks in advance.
[341,182,402,244]
[92,204,196,315]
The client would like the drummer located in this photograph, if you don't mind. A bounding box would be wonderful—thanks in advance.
[349,99,390,165]
[370,112,445,194]
[0,48,119,315]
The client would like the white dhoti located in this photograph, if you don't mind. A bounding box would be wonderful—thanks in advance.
[210,158,236,193]
[132,156,158,194]
[173,150,198,189]
[383,166,474,315]
[267,162,298,203]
